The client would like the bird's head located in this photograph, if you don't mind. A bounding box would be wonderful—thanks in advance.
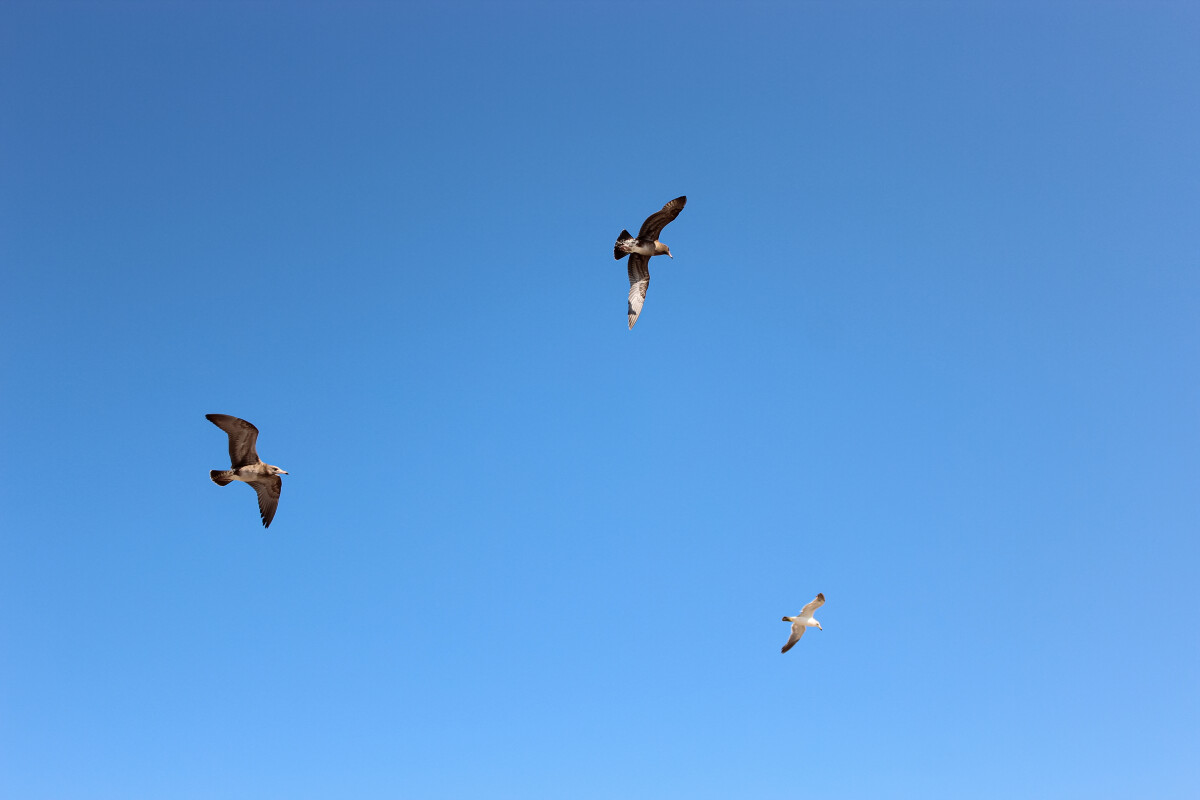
[270,465,289,476]
[816,622,823,631]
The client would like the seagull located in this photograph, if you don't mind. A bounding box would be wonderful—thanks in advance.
[780,593,825,653]
[206,413,288,528]
[613,195,687,329]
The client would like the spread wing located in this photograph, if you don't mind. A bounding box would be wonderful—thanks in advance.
[781,623,805,654]
[248,476,282,528]
[800,592,826,618]
[206,414,261,468]
[636,196,687,242]
[627,253,650,329]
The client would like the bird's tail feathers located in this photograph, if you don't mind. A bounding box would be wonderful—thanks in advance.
[210,470,235,486]
[614,229,633,259]
[781,616,790,622]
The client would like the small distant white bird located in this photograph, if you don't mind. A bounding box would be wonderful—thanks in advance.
[780,593,825,654]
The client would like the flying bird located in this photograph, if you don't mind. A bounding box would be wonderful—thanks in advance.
[780,593,825,654]
[613,195,687,329]
[206,413,288,528]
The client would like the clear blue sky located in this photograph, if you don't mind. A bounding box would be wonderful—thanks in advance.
[2,1,1197,797]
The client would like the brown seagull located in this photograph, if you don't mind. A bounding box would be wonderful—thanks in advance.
[206,413,288,528]
[613,195,687,329]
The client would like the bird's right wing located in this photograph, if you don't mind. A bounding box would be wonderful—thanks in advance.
[800,592,825,618]
[627,253,650,329]
[781,624,805,654]
[206,414,261,468]
[636,196,687,242]
[249,475,282,528]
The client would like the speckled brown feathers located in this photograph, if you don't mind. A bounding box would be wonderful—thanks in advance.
[206,414,288,528]
[614,196,686,329]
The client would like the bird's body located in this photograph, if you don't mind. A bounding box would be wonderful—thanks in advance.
[614,238,670,259]
[780,593,825,654]
[217,464,279,485]
[613,196,686,329]
[206,413,287,528]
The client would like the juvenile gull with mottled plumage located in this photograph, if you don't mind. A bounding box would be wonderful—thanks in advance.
[613,195,687,329]
[206,413,288,528]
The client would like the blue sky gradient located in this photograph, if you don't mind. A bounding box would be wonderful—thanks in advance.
[2,2,1198,797]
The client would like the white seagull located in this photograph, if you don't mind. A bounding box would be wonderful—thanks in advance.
[780,593,825,654]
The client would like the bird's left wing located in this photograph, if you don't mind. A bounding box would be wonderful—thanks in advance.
[248,475,282,528]
[800,593,825,618]
[636,196,687,242]
[627,253,650,329]
[207,414,261,468]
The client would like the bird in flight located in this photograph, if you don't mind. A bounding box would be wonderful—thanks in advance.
[206,413,288,528]
[613,195,687,329]
[780,593,825,653]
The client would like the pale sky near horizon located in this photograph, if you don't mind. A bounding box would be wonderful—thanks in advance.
[2,2,1198,798]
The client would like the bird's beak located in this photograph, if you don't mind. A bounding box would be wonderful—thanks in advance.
[280,470,289,474]
[668,251,674,259]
